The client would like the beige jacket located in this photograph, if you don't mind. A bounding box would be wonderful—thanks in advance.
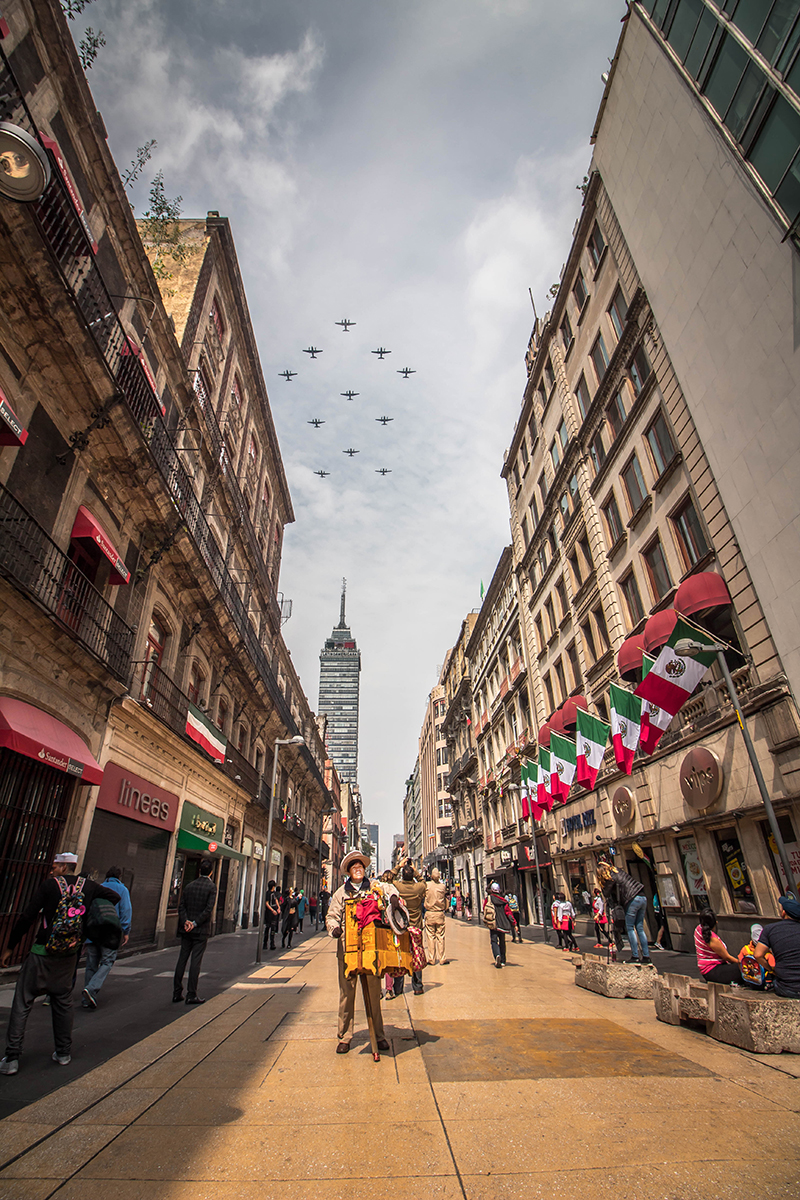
[325,879,398,935]
[424,880,447,918]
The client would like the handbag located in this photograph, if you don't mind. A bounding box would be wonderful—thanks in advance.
[408,925,427,972]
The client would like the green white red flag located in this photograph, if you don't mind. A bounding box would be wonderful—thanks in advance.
[638,651,673,754]
[186,702,227,763]
[520,759,535,819]
[534,749,553,817]
[549,733,577,800]
[575,708,611,788]
[609,683,641,775]
[634,616,718,715]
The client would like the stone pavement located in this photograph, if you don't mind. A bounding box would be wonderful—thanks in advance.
[0,920,799,1199]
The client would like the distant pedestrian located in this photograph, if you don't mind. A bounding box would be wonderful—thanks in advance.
[450,893,457,918]
[464,894,472,922]
[319,887,331,921]
[281,889,300,948]
[173,859,216,1005]
[551,895,564,948]
[483,882,515,967]
[296,890,307,932]
[309,894,318,925]
[263,880,280,951]
[557,893,579,952]
[82,866,131,1010]
[591,887,611,948]
[0,852,120,1075]
[505,892,522,943]
[424,868,447,965]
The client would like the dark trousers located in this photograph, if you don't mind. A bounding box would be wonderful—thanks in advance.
[594,921,611,944]
[393,968,423,995]
[490,930,507,962]
[263,916,278,949]
[5,951,76,1058]
[173,935,207,997]
[702,962,741,984]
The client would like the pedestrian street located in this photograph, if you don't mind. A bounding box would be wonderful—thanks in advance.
[1,919,799,1199]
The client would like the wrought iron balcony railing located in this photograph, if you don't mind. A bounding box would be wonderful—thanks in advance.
[0,483,133,681]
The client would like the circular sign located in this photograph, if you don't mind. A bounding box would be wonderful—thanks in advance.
[0,123,51,202]
[612,786,635,826]
[207,842,218,853]
[679,747,723,810]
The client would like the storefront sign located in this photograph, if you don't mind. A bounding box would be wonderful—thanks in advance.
[680,747,723,809]
[94,761,178,831]
[612,787,635,826]
[253,842,264,859]
[561,810,596,835]
[0,386,28,447]
[499,848,513,864]
[270,848,281,866]
[180,801,223,841]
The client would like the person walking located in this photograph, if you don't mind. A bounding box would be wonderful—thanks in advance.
[506,891,523,943]
[449,892,457,919]
[591,887,612,948]
[309,894,318,926]
[558,893,580,952]
[483,882,515,967]
[172,859,216,1005]
[319,886,331,922]
[0,852,120,1075]
[392,860,426,996]
[82,866,131,1010]
[263,880,280,951]
[424,868,447,965]
[597,862,651,965]
[281,889,300,948]
[551,894,564,949]
[296,890,307,933]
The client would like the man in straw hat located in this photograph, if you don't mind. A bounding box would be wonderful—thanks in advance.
[326,848,402,1054]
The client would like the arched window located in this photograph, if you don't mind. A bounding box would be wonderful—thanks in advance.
[210,294,225,340]
[217,695,229,733]
[231,374,242,411]
[142,612,170,699]
[237,725,247,753]
[187,662,205,706]
[248,434,259,467]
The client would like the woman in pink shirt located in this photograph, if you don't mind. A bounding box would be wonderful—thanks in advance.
[694,909,741,984]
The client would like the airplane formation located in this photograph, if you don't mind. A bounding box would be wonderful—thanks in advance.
[276,318,416,481]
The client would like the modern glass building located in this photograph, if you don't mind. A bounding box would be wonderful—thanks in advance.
[318,581,361,786]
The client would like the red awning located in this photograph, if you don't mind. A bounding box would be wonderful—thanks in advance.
[0,388,28,447]
[0,696,104,785]
[618,633,646,682]
[561,695,588,732]
[549,709,565,736]
[643,609,678,654]
[674,571,731,619]
[537,722,551,747]
[71,506,130,584]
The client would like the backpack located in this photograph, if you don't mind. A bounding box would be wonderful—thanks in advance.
[44,876,87,956]
[739,952,773,990]
[85,896,122,950]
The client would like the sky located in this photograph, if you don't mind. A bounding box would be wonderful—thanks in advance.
[73,0,626,862]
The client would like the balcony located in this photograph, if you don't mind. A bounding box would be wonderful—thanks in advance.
[501,822,517,843]
[222,742,260,798]
[0,483,134,682]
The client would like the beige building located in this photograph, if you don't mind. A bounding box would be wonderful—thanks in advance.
[417,673,453,871]
[441,612,482,909]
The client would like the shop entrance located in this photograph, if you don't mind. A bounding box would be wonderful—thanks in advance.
[626,852,662,943]
[82,808,170,948]
[282,854,293,894]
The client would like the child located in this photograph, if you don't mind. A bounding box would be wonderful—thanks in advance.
[592,887,611,947]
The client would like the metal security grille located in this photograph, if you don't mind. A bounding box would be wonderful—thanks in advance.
[82,809,170,948]
[0,748,74,965]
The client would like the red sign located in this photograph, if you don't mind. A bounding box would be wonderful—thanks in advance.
[208,842,218,853]
[39,134,98,253]
[0,386,28,447]
[94,761,178,831]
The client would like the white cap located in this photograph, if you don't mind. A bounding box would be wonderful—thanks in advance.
[54,852,78,864]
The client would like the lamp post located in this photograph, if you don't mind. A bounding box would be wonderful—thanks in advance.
[315,802,339,931]
[256,734,305,964]
[675,637,796,900]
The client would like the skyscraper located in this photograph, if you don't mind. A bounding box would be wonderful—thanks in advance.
[318,580,361,787]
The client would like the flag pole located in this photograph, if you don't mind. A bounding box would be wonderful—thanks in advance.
[530,823,550,945]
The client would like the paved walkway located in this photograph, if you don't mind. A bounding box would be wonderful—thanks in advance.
[0,920,799,1199]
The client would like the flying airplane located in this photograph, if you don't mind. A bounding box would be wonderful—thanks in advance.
[314,470,330,478]
[397,367,416,378]
[376,416,394,425]
[375,468,392,476]
[340,390,359,401]
[308,419,325,428]
[280,370,297,381]
[342,448,360,457]
[303,347,322,358]
[336,319,356,331]
[372,347,391,359]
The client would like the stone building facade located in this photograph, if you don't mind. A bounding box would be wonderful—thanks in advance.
[417,677,453,871]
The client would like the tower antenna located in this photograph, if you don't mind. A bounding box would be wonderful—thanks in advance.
[339,577,347,627]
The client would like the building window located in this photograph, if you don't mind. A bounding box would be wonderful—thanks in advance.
[210,295,226,340]
[620,571,645,627]
[558,490,570,522]
[560,311,574,354]
[587,222,606,269]
[573,270,588,311]
[520,438,529,470]
[643,537,672,601]
[592,605,610,652]
[554,657,567,701]
[545,596,557,637]
[606,388,627,439]
[535,614,546,655]
[529,493,540,530]
[231,374,242,408]
[544,672,555,712]
[646,410,677,475]
[575,373,591,420]
[608,286,628,339]
[672,495,709,568]
[544,356,556,392]
[590,427,607,474]
[550,436,561,472]
[715,827,758,914]
[556,576,569,620]
[603,493,624,545]
[538,471,548,507]
[566,640,582,689]
[590,333,610,383]
[578,534,593,576]
[581,617,597,663]
[622,454,647,513]
[217,695,229,733]
[187,662,205,706]
[522,513,531,545]
[629,345,652,395]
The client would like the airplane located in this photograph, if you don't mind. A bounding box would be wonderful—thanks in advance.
[336,319,356,331]
[372,347,391,359]
[397,367,416,378]
[340,390,359,401]
[376,416,394,425]
[280,370,297,381]
[314,470,330,478]
[303,347,322,358]
[342,448,360,457]
[375,468,392,476]
[308,419,325,428]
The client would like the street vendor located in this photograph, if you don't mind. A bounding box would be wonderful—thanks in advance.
[326,849,409,1055]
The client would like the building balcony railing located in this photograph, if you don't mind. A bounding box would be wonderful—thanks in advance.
[0,483,134,682]
[501,822,517,842]
[221,742,260,799]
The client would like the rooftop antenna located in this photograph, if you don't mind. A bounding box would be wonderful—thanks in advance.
[338,577,347,628]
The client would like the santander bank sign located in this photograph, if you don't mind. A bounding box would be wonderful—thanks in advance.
[94,761,178,832]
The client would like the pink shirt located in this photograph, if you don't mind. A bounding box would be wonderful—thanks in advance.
[694,925,728,974]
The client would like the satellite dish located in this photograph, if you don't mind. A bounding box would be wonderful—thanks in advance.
[0,123,51,202]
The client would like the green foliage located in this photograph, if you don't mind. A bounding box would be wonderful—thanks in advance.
[78,27,106,70]
[140,171,189,281]
[122,140,157,190]
[61,0,94,18]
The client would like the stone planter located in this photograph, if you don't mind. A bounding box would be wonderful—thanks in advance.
[654,971,800,1053]
[574,955,657,999]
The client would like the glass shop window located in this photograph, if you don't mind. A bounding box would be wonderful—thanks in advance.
[715,827,758,913]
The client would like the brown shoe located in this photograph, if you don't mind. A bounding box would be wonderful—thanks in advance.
[377,1039,390,1052]
[336,1041,350,1054]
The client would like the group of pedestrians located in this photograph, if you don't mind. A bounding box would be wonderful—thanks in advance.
[262,884,324,952]
[693,897,800,996]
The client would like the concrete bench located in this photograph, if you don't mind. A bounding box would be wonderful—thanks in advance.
[574,954,657,1000]
[654,972,800,1054]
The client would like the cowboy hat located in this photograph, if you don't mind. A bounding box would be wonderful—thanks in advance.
[341,849,370,874]
[385,894,410,936]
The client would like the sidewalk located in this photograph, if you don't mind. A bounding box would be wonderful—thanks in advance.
[0,920,799,1199]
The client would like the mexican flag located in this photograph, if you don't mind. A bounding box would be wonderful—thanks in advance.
[549,733,577,800]
[534,749,553,817]
[519,759,535,819]
[639,651,673,755]
[575,708,611,788]
[609,683,641,775]
[634,616,718,715]
[186,702,227,763]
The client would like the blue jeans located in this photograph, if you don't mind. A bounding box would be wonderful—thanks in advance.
[625,895,649,960]
[84,943,118,999]
[490,930,507,963]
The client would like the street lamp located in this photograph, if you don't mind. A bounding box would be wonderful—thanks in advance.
[255,734,305,963]
[674,637,796,899]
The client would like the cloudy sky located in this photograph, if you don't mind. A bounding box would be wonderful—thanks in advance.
[74,0,626,861]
